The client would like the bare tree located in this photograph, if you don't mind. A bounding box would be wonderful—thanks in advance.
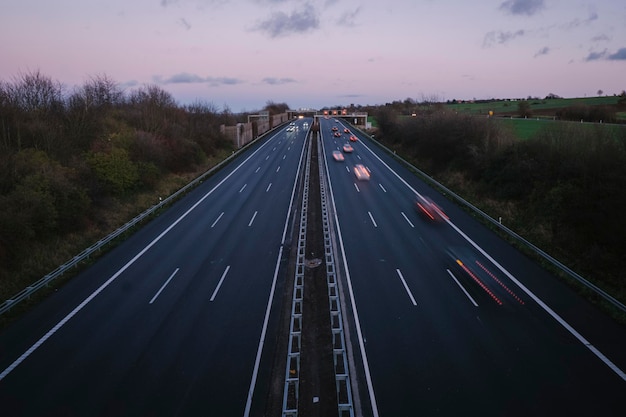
[66,74,124,152]
[2,70,64,152]
[127,84,177,133]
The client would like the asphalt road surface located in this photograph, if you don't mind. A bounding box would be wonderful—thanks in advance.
[1,116,625,417]
[320,116,626,416]
[0,120,310,416]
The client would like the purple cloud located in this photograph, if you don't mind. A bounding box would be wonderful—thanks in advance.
[154,73,243,86]
[563,11,598,29]
[262,77,297,85]
[534,46,550,57]
[591,33,611,43]
[336,6,362,27]
[483,30,525,47]
[252,3,320,38]
[499,0,545,16]
[584,48,626,61]
[607,48,626,60]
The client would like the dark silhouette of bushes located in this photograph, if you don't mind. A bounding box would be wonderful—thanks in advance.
[376,110,514,177]
[556,104,617,123]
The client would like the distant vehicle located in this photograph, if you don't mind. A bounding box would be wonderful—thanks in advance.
[415,194,448,221]
[344,128,350,133]
[334,132,341,137]
[354,164,371,181]
[342,144,353,153]
[349,135,358,142]
[332,150,345,161]
[331,126,338,131]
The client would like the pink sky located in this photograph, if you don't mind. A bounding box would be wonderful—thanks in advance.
[2,0,625,112]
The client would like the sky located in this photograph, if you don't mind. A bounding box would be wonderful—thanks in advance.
[1,0,625,112]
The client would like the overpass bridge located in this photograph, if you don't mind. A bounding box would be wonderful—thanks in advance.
[287,109,369,130]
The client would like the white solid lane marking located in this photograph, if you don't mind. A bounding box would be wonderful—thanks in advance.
[447,269,479,307]
[401,212,415,228]
[211,212,224,228]
[239,184,247,193]
[248,211,258,227]
[396,269,418,306]
[378,183,387,192]
[150,268,180,304]
[266,183,272,192]
[368,211,378,228]
[210,265,231,301]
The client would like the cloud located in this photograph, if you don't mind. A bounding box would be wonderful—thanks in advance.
[483,30,525,47]
[584,47,626,61]
[563,11,598,29]
[584,50,607,61]
[591,33,610,43]
[178,18,191,30]
[336,6,362,27]
[154,73,244,86]
[119,80,139,89]
[156,73,204,83]
[499,0,545,16]
[252,3,320,38]
[607,48,626,60]
[534,46,550,57]
[262,77,297,85]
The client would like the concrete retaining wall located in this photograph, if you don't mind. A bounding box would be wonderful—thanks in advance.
[221,112,289,148]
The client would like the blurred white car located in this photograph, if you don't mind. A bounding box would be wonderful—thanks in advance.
[353,164,371,181]
[342,144,353,153]
[332,150,345,161]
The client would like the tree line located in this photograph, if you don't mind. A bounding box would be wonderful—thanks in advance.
[0,70,239,298]
[372,106,626,305]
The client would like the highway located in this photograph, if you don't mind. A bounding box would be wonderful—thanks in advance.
[1,115,625,417]
[320,116,626,416]
[0,120,310,416]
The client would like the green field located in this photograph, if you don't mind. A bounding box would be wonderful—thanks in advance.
[447,96,621,116]
[494,117,626,140]
[495,118,548,140]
